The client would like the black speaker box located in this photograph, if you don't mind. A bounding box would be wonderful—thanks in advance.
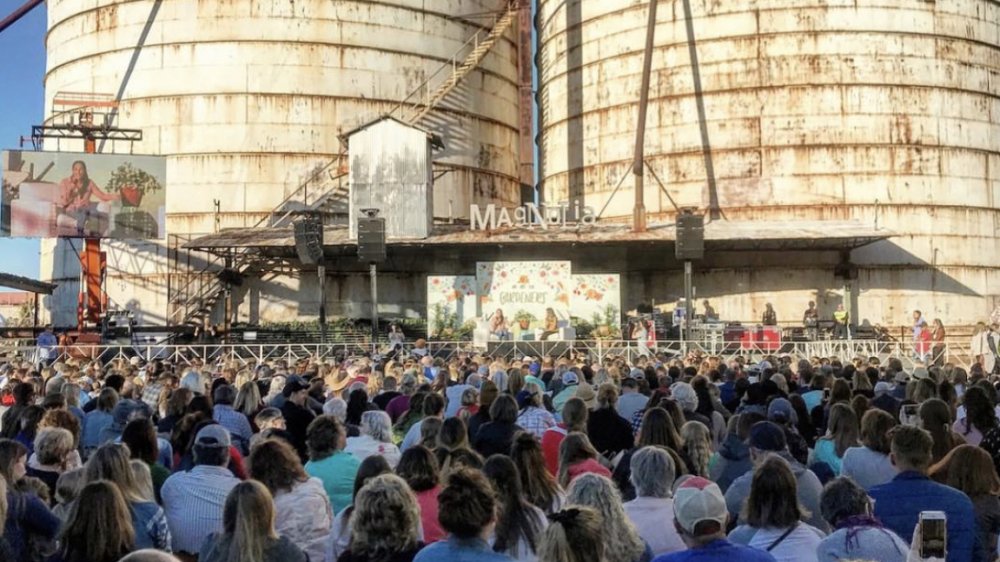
[358,217,386,263]
[675,212,705,261]
[293,216,324,265]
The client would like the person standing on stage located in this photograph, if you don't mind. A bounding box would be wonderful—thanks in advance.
[702,300,718,321]
[761,303,777,326]
[833,304,850,339]
[803,301,819,340]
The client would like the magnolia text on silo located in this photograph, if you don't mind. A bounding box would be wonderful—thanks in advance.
[469,202,597,231]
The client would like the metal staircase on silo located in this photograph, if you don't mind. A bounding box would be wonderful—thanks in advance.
[170,1,519,330]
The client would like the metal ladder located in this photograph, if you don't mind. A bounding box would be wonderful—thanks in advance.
[171,2,517,329]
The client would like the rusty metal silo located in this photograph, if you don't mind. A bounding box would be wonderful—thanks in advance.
[39,0,522,326]
[536,0,1000,327]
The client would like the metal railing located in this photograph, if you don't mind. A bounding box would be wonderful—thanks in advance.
[0,337,980,370]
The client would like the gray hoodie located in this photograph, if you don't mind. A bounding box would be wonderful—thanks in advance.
[724,450,830,532]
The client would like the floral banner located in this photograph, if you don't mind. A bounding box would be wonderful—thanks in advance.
[476,261,572,336]
[426,276,477,338]
[570,274,622,333]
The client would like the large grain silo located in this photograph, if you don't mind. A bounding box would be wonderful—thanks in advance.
[537,0,1000,328]
[39,0,522,326]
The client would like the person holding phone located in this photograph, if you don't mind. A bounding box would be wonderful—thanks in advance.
[868,425,976,562]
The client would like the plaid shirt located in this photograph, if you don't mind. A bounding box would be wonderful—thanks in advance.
[141,381,164,411]
[517,406,556,438]
[213,405,253,451]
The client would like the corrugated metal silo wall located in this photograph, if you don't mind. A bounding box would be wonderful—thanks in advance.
[39,0,520,326]
[537,0,1000,327]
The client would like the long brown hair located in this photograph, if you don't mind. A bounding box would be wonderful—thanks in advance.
[919,399,958,463]
[557,432,600,487]
[59,480,135,562]
[930,445,1000,498]
[511,431,562,512]
[821,403,860,457]
[743,455,804,528]
[248,438,309,495]
[637,407,684,451]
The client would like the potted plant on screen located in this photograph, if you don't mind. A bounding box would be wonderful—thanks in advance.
[106,162,163,207]
[514,310,535,331]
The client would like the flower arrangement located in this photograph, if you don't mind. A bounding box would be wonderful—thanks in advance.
[105,162,163,206]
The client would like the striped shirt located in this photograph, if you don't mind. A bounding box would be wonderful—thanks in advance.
[161,465,240,554]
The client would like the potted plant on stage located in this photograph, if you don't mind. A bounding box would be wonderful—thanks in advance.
[106,162,163,207]
[514,310,535,331]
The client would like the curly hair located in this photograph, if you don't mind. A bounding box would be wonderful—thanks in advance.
[350,474,421,561]
[34,427,75,467]
[565,474,645,562]
[39,408,81,447]
[680,421,711,478]
[248,438,309,495]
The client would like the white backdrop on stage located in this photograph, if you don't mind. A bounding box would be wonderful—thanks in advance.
[476,261,572,338]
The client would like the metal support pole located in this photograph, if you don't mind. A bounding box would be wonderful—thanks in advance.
[684,261,693,351]
[370,262,378,354]
[631,0,658,234]
[318,265,327,343]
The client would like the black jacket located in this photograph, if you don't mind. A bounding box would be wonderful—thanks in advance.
[472,421,523,458]
[587,407,635,457]
[280,400,316,461]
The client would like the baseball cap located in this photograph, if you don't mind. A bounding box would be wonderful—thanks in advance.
[912,366,930,380]
[562,372,579,385]
[874,381,893,395]
[575,383,597,409]
[673,477,728,534]
[749,421,787,452]
[129,356,141,367]
[629,368,644,379]
[894,371,909,384]
[194,424,231,448]
[766,398,797,425]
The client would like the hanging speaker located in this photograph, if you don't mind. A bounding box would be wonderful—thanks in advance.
[293,215,324,265]
[675,211,705,261]
[358,217,386,263]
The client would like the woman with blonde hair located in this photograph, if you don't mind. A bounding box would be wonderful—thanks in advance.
[338,473,423,562]
[199,480,308,562]
[564,473,651,562]
[85,442,170,550]
[680,421,712,478]
[234,380,263,420]
[248,438,333,562]
[537,506,603,562]
[811,403,860,475]
[50,480,135,562]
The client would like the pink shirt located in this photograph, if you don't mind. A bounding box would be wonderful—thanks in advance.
[415,486,445,543]
[566,458,612,483]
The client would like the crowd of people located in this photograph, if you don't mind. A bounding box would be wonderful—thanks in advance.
[0,347,998,562]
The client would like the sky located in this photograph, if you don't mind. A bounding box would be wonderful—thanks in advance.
[0,3,46,287]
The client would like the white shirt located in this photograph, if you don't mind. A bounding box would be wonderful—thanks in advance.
[731,524,826,562]
[345,434,401,468]
[623,496,686,556]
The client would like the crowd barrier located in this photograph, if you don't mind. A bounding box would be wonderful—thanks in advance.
[0,337,980,371]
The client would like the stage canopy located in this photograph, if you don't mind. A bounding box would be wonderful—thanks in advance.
[185,219,893,255]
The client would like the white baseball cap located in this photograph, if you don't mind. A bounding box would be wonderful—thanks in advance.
[673,477,728,534]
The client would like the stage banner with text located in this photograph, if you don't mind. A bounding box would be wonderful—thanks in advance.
[570,274,622,338]
[426,276,477,338]
[476,261,572,337]
[1,150,167,239]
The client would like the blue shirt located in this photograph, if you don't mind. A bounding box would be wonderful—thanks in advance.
[161,465,240,554]
[414,536,514,562]
[304,451,361,512]
[213,404,253,452]
[652,539,776,562]
[869,470,977,562]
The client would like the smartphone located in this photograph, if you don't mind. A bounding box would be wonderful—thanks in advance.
[823,388,830,400]
[901,404,919,426]
[919,511,946,559]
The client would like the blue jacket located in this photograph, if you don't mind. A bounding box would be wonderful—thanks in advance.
[869,470,978,562]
